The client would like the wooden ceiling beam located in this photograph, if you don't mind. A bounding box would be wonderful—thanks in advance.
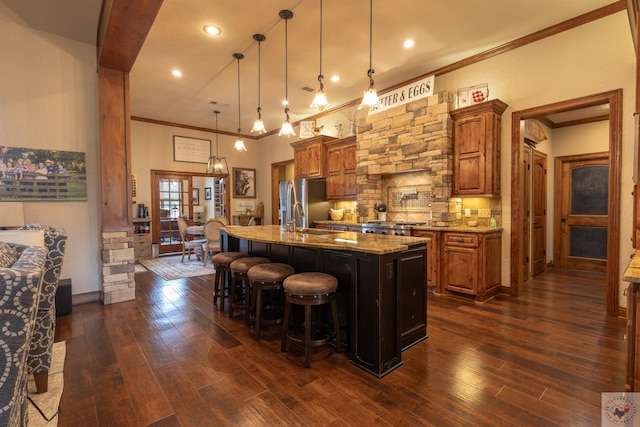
[97,0,164,71]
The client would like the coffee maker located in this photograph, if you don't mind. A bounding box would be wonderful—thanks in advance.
[137,203,148,218]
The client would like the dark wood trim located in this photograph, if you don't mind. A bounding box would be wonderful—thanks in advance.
[551,115,610,129]
[71,291,102,306]
[131,116,258,140]
[130,2,626,139]
[627,0,639,51]
[510,89,623,317]
[97,0,164,71]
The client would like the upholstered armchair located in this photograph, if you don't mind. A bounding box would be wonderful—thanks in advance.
[18,224,67,394]
[0,243,46,427]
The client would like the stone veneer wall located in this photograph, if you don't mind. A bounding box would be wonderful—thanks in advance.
[356,91,459,226]
[101,229,136,304]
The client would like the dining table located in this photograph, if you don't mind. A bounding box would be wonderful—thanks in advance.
[186,225,204,238]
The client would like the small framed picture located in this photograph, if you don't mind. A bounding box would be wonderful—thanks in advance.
[233,168,256,199]
[192,188,199,205]
[204,187,212,200]
[299,121,315,138]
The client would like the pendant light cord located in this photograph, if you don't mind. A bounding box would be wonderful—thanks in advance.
[284,16,290,119]
[236,55,242,135]
[318,0,323,89]
[368,0,374,85]
[257,39,262,118]
[214,111,219,156]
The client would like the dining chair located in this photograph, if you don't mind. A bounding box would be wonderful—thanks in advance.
[177,218,205,263]
[214,216,229,226]
[202,219,224,266]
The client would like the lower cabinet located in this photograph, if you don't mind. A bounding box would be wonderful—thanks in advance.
[133,232,152,260]
[411,230,441,292]
[443,231,501,301]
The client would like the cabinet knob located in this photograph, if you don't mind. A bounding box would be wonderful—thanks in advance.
[457,237,464,242]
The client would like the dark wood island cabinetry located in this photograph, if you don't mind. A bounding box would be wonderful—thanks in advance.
[220,225,428,377]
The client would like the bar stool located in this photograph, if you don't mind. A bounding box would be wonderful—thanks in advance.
[281,272,341,368]
[229,256,271,323]
[247,263,295,341]
[211,252,248,310]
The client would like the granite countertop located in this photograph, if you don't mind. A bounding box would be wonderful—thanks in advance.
[624,250,640,282]
[223,225,429,255]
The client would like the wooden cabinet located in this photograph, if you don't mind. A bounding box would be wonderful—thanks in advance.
[627,283,640,390]
[411,230,441,292]
[442,231,501,301]
[325,136,357,201]
[133,218,152,260]
[291,135,335,179]
[451,99,507,196]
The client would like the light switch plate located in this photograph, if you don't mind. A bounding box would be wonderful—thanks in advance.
[478,208,491,218]
[464,208,471,218]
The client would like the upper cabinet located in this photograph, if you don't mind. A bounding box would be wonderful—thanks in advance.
[325,136,357,201]
[291,135,335,179]
[450,99,508,196]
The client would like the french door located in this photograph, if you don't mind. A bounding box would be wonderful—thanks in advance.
[152,172,192,255]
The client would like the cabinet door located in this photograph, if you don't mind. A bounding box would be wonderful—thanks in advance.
[342,144,357,198]
[443,243,479,295]
[294,147,307,178]
[326,146,343,199]
[411,230,440,292]
[454,114,486,195]
[305,143,324,178]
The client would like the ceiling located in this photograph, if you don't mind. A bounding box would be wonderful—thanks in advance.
[2,0,621,136]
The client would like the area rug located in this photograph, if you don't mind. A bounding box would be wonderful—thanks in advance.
[139,255,216,280]
[28,341,65,426]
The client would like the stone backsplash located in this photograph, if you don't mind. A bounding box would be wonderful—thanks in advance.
[356,91,458,225]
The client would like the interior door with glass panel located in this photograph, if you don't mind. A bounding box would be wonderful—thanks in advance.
[555,153,608,272]
[152,173,192,254]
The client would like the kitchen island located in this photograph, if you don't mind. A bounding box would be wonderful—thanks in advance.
[220,225,428,377]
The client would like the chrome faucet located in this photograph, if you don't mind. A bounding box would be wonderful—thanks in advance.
[292,201,305,233]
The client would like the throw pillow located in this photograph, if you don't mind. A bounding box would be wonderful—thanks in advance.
[0,241,18,268]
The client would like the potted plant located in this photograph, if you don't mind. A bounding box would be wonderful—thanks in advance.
[375,203,387,222]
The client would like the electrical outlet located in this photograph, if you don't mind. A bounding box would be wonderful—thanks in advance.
[478,208,491,218]
[464,208,471,218]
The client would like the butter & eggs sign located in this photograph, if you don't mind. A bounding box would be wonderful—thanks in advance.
[367,75,434,115]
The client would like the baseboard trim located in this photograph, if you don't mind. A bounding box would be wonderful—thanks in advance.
[72,291,102,305]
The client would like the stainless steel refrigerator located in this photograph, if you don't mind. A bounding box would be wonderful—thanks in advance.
[279,179,332,229]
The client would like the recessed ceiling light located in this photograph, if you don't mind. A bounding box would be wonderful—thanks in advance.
[403,39,414,48]
[172,69,182,77]
[330,75,340,82]
[203,25,222,36]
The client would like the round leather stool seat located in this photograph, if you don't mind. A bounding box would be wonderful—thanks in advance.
[212,251,247,266]
[230,257,271,273]
[281,272,341,368]
[247,263,295,341]
[211,252,248,309]
[283,272,338,296]
[229,257,271,322]
[248,263,295,283]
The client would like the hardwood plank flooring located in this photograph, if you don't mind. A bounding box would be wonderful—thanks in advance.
[56,267,625,426]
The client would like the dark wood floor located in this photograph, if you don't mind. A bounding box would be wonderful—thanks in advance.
[56,267,625,426]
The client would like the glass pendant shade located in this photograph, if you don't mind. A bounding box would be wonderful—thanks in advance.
[251,118,266,134]
[361,85,379,107]
[234,138,247,152]
[279,117,295,137]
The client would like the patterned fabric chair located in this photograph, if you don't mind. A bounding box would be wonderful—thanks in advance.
[18,224,67,394]
[0,243,46,427]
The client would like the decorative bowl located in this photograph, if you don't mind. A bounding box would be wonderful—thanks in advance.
[330,208,344,221]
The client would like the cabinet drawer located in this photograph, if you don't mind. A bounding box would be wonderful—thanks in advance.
[444,233,479,248]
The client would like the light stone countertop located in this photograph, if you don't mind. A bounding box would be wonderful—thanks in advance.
[314,220,502,234]
[624,250,640,283]
[223,225,429,255]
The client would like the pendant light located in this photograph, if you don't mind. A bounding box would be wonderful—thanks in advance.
[251,34,267,134]
[361,0,379,108]
[233,53,247,151]
[309,0,328,111]
[206,110,229,174]
[278,10,296,137]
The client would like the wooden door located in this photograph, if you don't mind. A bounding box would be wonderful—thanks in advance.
[151,172,192,254]
[523,145,532,281]
[555,153,609,272]
[532,150,547,275]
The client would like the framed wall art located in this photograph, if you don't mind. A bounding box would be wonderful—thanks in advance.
[0,146,87,201]
[173,136,211,164]
[233,167,256,199]
[204,187,212,200]
[192,188,199,205]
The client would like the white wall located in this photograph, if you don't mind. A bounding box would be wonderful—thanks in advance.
[0,5,101,295]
